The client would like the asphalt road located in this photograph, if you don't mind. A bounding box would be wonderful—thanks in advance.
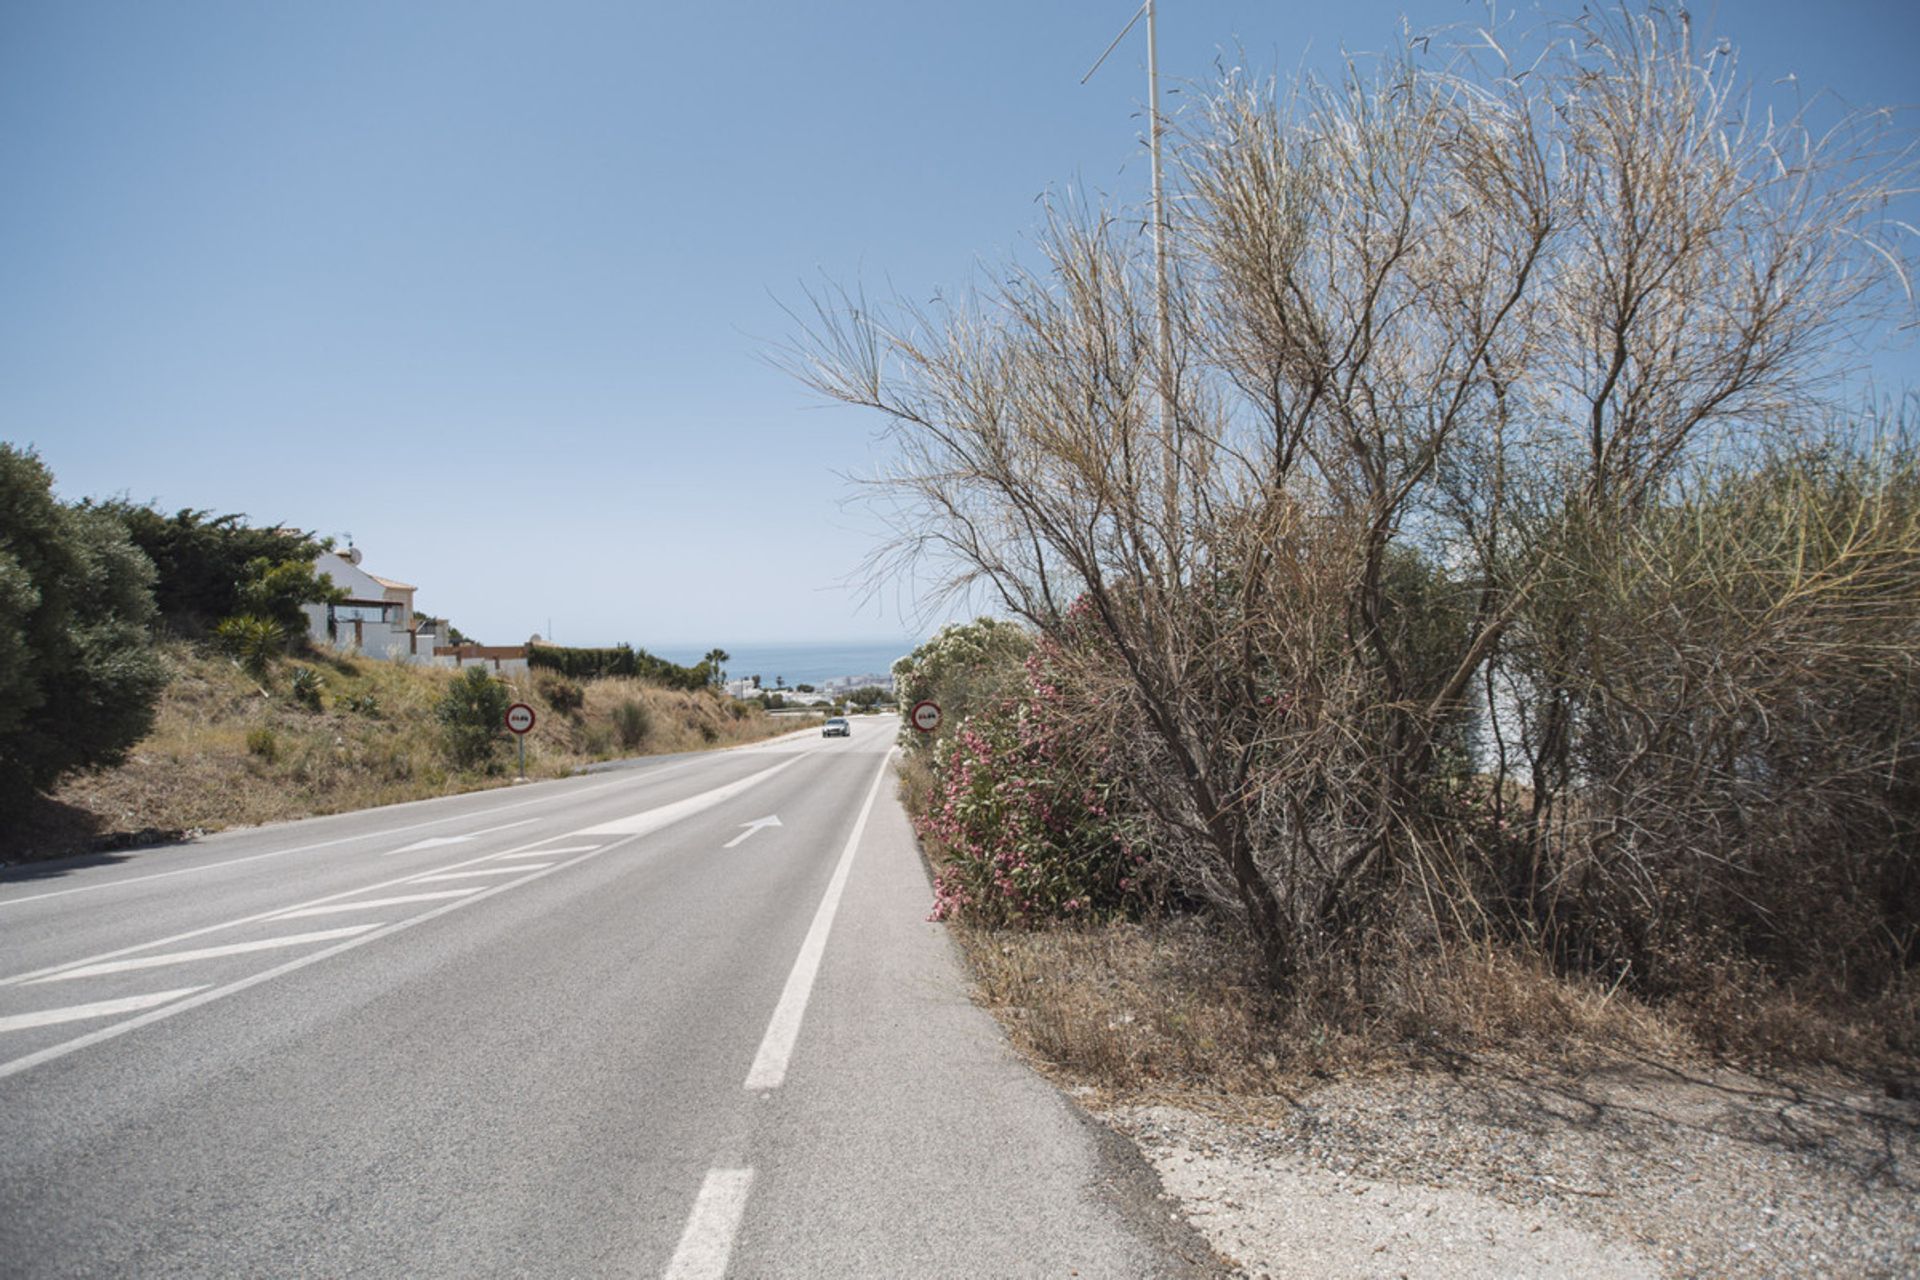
[0,722,1215,1278]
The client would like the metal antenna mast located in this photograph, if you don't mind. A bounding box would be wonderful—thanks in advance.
[1083,2,1177,498]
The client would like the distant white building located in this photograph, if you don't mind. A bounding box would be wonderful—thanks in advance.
[819,672,896,695]
[301,547,530,669]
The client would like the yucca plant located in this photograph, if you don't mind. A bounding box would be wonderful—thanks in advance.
[214,615,286,680]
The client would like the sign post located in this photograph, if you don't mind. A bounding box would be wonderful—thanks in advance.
[909,699,942,735]
[505,702,536,778]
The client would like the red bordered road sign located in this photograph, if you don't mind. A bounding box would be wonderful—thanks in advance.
[505,703,536,735]
[909,700,942,733]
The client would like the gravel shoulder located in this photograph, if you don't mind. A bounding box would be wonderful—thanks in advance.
[1098,1058,1919,1278]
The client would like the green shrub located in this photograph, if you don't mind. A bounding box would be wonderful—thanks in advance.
[918,641,1144,925]
[214,615,285,679]
[0,446,165,805]
[528,642,708,689]
[612,699,651,750]
[437,666,510,769]
[344,692,380,717]
[245,726,278,762]
[891,618,1032,754]
[537,674,585,714]
[236,556,343,639]
[88,502,323,635]
[290,667,325,711]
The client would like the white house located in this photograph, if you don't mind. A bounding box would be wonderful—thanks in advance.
[303,548,450,664]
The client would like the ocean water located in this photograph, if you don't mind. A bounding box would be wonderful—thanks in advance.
[652,640,917,688]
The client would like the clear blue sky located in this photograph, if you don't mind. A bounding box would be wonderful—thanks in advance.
[4,1,1915,649]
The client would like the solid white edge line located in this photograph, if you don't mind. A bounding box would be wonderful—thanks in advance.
[0,987,211,1034]
[664,1168,755,1280]
[742,747,895,1091]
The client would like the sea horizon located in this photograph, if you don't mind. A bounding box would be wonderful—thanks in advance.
[650,639,919,688]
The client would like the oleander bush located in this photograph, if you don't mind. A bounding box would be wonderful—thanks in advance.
[912,635,1148,926]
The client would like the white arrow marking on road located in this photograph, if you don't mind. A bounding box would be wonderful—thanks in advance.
[723,816,782,849]
[0,988,211,1034]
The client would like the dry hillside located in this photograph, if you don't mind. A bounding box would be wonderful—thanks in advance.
[10,643,806,862]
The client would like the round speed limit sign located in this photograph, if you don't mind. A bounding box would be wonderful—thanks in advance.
[909,700,942,734]
[504,702,536,735]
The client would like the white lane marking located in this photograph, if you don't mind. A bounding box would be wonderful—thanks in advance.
[410,866,550,882]
[0,751,733,907]
[270,890,479,920]
[577,757,804,835]
[0,750,822,1078]
[28,926,385,983]
[723,816,782,849]
[0,759,803,989]
[383,817,538,855]
[743,748,895,1091]
[0,837,640,1080]
[0,987,210,1034]
[664,1168,755,1280]
[485,844,599,860]
[391,835,472,852]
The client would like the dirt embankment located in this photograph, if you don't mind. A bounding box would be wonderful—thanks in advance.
[9,643,804,863]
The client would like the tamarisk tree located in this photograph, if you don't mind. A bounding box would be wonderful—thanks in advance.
[791,6,1914,989]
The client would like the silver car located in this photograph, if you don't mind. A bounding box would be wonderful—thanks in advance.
[821,717,851,738]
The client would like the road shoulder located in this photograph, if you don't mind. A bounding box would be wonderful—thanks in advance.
[1095,1060,1918,1279]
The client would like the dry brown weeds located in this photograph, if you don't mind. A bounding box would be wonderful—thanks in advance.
[953,918,1915,1111]
[19,642,803,861]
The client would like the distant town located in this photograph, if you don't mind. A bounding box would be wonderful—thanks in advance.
[720,672,895,704]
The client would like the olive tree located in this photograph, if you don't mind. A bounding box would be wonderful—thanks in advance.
[0,446,165,804]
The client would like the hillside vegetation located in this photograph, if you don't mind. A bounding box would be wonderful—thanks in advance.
[836,3,1920,1094]
[15,643,805,862]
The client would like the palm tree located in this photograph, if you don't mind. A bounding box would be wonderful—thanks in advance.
[703,648,730,687]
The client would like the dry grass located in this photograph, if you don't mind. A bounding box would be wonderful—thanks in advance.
[955,919,1308,1101]
[23,642,805,860]
[950,916,1917,1111]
